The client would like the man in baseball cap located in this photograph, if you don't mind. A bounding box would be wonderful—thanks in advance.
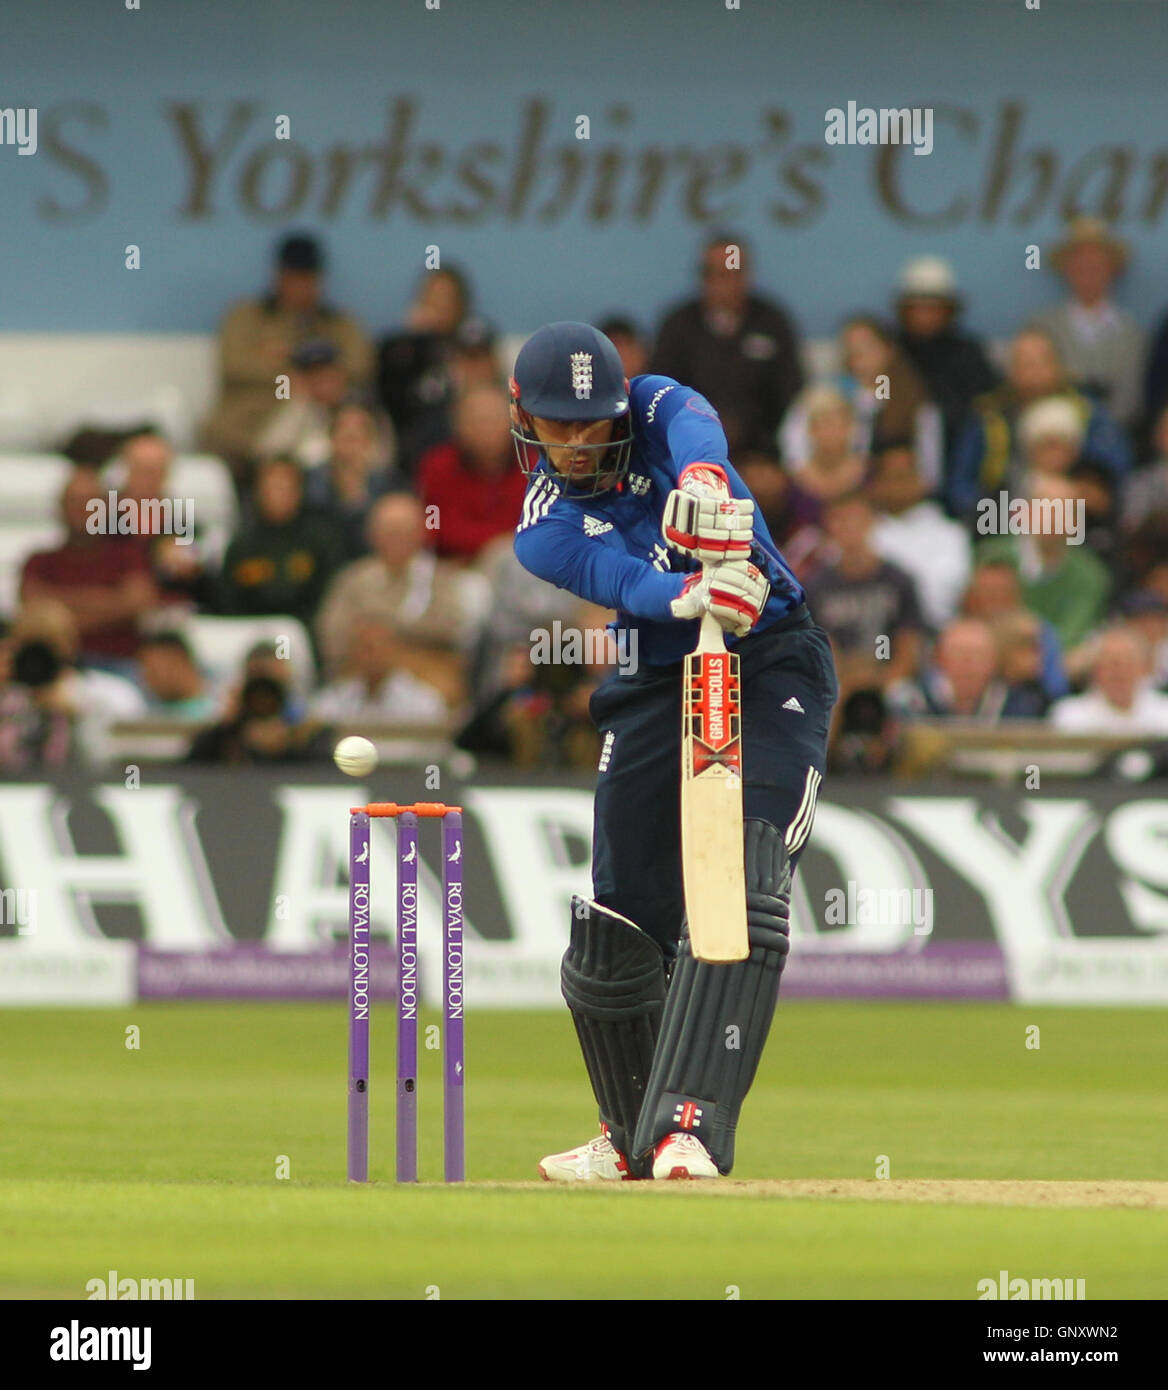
[894,256,999,454]
[200,231,373,480]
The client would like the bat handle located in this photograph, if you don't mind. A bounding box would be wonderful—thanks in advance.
[695,547,730,653]
[697,605,725,654]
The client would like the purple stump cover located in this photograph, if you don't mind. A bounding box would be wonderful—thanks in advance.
[347,812,371,1182]
[443,811,465,1182]
[396,812,420,1182]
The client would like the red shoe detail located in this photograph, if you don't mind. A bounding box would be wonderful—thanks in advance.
[601,1122,635,1180]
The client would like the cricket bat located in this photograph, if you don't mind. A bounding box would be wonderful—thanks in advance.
[680,532,749,964]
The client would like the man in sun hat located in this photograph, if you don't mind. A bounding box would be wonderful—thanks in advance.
[1030,217,1144,431]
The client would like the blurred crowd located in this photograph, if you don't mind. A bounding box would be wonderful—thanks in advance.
[2,218,1168,775]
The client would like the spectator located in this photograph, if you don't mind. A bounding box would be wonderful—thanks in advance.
[976,472,1112,657]
[1012,399,1122,572]
[467,542,586,705]
[416,383,528,563]
[1121,513,1168,607]
[447,317,502,393]
[961,558,1069,703]
[0,599,146,769]
[229,638,309,722]
[1030,218,1144,431]
[378,280,500,475]
[316,493,488,705]
[904,611,1050,721]
[1050,627,1168,735]
[304,403,405,559]
[20,468,158,676]
[200,232,373,481]
[651,231,804,455]
[186,667,332,764]
[1068,459,1123,576]
[105,426,217,611]
[732,449,789,539]
[828,687,901,774]
[803,491,924,699]
[731,449,823,581]
[1142,309,1168,452]
[311,616,449,724]
[948,328,1131,518]
[457,601,615,768]
[1122,404,1168,530]
[991,610,1052,718]
[255,339,386,471]
[783,386,868,500]
[136,632,217,720]
[597,316,650,379]
[893,256,1000,455]
[217,457,344,632]
[383,314,501,473]
[60,426,126,470]
[376,265,472,466]
[867,443,971,631]
[899,618,1007,721]
[1016,397,1086,477]
[781,317,943,489]
[752,389,864,581]
[1118,592,1168,688]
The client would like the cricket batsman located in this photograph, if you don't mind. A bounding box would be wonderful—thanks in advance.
[511,322,838,1179]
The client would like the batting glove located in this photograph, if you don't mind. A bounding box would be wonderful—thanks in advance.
[662,462,755,563]
[663,490,755,563]
[669,559,771,638]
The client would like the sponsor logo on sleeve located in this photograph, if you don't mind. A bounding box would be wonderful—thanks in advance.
[645,385,676,423]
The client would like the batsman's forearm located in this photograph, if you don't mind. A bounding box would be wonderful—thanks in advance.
[518,532,685,622]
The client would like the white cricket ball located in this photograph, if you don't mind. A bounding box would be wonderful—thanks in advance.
[333,735,378,778]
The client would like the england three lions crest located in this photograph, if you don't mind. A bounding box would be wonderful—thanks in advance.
[570,352,593,398]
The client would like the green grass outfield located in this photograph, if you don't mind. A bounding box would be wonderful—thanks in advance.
[1,1002,1166,1299]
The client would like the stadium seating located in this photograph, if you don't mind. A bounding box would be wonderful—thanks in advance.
[179,613,316,698]
[163,454,238,564]
[0,522,63,619]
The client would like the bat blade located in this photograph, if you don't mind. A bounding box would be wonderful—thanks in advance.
[681,621,748,962]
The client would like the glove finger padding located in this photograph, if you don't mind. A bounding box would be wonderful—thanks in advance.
[669,560,770,635]
[669,570,710,623]
[663,491,755,562]
[707,561,770,637]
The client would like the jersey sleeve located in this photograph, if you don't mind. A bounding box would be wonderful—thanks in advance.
[633,375,731,483]
[514,517,684,621]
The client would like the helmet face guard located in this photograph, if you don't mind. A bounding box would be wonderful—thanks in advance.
[511,412,634,496]
[509,321,634,497]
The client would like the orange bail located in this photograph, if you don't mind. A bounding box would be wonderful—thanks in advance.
[351,801,464,817]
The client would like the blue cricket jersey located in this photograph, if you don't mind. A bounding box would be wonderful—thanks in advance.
[513,374,806,666]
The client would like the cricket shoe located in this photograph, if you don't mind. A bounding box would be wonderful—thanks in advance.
[538,1124,637,1182]
[652,1131,720,1180]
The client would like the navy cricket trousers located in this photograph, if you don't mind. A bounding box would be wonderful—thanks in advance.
[589,607,839,956]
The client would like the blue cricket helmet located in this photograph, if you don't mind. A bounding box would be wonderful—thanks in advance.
[510,322,633,493]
